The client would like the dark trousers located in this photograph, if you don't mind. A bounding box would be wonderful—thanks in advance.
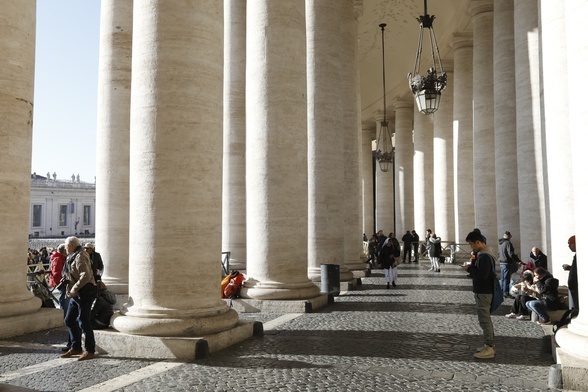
[412,243,419,262]
[64,296,95,353]
[511,294,533,315]
[403,245,412,262]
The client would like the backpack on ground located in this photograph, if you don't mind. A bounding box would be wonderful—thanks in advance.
[552,308,579,334]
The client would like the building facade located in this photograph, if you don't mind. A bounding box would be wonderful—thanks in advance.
[29,174,96,238]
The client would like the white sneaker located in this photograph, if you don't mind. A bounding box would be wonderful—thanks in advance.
[505,313,517,319]
[428,268,434,271]
[516,315,529,320]
[474,345,496,359]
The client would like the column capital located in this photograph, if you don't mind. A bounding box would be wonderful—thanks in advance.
[362,121,375,131]
[440,58,454,73]
[450,32,473,50]
[353,0,363,20]
[468,0,493,17]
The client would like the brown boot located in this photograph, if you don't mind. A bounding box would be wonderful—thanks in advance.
[77,351,96,361]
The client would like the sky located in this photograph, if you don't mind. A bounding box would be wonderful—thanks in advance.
[32,1,101,183]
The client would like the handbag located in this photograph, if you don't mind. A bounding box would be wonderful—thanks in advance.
[78,283,98,300]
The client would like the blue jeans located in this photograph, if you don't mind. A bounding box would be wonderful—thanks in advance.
[500,264,511,295]
[526,299,550,321]
[64,295,95,352]
[474,293,495,347]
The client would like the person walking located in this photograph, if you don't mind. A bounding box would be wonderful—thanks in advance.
[463,230,497,359]
[401,231,413,263]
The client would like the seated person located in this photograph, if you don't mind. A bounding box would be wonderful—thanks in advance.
[505,270,536,320]
[221,270,244,299]
[529,247,548,270]
[90,281,117,329]
[525,267,560,324]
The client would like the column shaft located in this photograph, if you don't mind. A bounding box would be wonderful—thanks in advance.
[112,0,238,336]
[413,106,434,236]
[306,0,345,281]
[361,123,375,236]
[470,0,497,248]
[222,0,247,272]
[493,0,520,253]
[96,0,133,294]
[515,0,547,255]
[242,0,319,299]
[433,61,454,242]
[394,100,414,233]
[0,0,40,318]
[375,116,394,233]
[450,33,474,243]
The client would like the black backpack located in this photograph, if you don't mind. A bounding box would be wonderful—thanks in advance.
[552,308,579,333]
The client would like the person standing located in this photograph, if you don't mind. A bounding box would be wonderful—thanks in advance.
[498,231,520,298]
[83,243,104,282]
[426,230,442,272]
[463,230,497,359]
[50,244,71,352]
[563,235,578,310]
[380,236,400,289]
[401,231,413,263]
[60,236,98,361]
[411,230,420,263]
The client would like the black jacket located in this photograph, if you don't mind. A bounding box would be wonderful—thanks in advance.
[467,249,495,294]
[536,272,560,310]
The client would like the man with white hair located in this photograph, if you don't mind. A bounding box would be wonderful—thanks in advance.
[498,231,520,299]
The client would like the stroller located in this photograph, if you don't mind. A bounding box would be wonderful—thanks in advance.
[27,268,58,308]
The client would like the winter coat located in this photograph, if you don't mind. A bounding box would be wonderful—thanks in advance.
[63,247,96,297]
[48,250,66,288]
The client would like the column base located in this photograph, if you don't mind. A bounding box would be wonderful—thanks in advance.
[556,348,588,391]
[241,281,320,300]
[99,279,129,295]
[95,320,260,360]
[0,308,64,339]
[222,294,329,313]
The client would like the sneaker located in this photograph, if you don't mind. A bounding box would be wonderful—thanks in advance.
[474,345,496,359]
[516,315,529,320]
[60,349,83,359]
[428,268,434,271]
[537,318,551,325]
[77,351,96,361]
[505,313,517,319]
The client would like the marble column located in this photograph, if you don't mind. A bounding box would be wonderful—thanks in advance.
[450,33,475,243]
[341,1,365,272]
[556,2,588,389]
[111,0,239,336]
[0,0,40,319]
[514,0,546,255]
[433,60,455,243]
[469,0,497,248]
[361,123,375,236]
[241,0,320,299]
[393,99,414,233]
[306,0,346,282]
[493,0,520,254]
[96,0,132,294]
[413,105,434,236]
[375,114,395,234]
[222,0,247,272]
[539,0,575,280]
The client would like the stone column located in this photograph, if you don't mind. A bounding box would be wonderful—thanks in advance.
[413,105,434,236]
[556,2,588,390]
[539,0,574,279]
[450,33,474,243]
[514,0,546,255]
[222,0,247,272]
[361,122,375,236]
[470,0,497,248]
[433,60,455,242]
[306,0,345,282]
[393,99,414,233]
[0,1,63,338]
[0,0,39,319]
[341,1,365,272]
[493,0,520,253]
[242,0,320,299]
[96,0,132,294]
[375,114,395,233]
[111,0,239,336]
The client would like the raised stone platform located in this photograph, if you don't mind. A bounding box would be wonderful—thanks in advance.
[94,320,261,361]
[0,308,63,339]
[222,294,329,313]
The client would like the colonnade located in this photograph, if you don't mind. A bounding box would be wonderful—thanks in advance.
[0,0,587,386]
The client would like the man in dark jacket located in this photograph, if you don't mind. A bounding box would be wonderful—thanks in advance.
[563,235,578,310]
[525,267,560,324]
[401,231,413,263]
[498,231,520,298]
[463,230,496,359]
[411,230,420,263]
[83,243,104,282]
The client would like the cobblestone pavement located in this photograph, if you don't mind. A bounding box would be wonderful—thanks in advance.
[1,263,559,391]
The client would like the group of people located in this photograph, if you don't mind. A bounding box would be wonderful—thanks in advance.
[366,230,402,288]
[30,238,115,361]
[462,228,578,360]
